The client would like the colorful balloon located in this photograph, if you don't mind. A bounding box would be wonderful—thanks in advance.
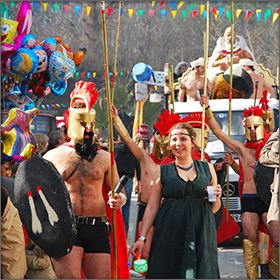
[51,80,67,96]
[10,47,38,75]
[48,51,75,83]
[1,18,18,44]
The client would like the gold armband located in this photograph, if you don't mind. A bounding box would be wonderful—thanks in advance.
[113,116,128,139]
[205,107,214,120]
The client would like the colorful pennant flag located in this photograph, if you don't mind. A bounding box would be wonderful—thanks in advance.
[93,73,96,78]
[172,10,177,19]
[128,9,134,18]
[53,3,59,12]
[86,6,91,16]
[246,10,252,22]
[214,11,219,20]
[211,6,217,15]
[108,8,113,17]
[161,10,166,18]
[266,9,271,17]
[218,7,223,18]
[200,4,205,15]
[192,10,197,19]
[273,12,279,23]
[64,4,69,14]
[177,1,185,10]
[226,9,231,20]
[264,12,268,22]
[81,72,85,78]
[11,1,14,7]
[32,2,37,11]
[139,9,144,17]
[235,9,242,19]
[43,3,48,12]
[149,10,155,17]
[75,6,80,15]
[182,10,187,19]
[256,9,262,22]
[159,1,165,8]
[171,1,176,10]
[152,1,156,7]
[189,3,195,13]
[203,10,206,19]
[76,72,79,77]
[87,72,90,78]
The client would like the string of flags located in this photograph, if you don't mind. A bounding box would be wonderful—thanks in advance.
[37,103,66,110]
[74,71,125,78]
[5,1,280,23]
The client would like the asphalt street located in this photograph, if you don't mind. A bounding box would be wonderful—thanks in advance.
[127,188,248,279]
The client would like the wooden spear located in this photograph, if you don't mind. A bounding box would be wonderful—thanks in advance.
[201,1,209,161]
[111,1,121,105]
[226,1,234,223]
[100,2,117,278]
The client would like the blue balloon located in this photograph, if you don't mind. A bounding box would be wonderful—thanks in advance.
[51,80,67,96]
[21,34,37,48]
[10,48,39,75]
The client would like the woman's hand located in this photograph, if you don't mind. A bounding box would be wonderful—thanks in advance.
[214,184,222,199]
[111,105,118,120]
[130,240,145,258]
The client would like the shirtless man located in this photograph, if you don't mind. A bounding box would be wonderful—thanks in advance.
[208,26,257,84]
[111,106,174,260]
[239,58,275,99]
[43,82,125,279]
[178,57,211,102]
[200,95,273,279]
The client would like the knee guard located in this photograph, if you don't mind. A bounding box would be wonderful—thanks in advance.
[243,239,259,279]
[269,246,279,279]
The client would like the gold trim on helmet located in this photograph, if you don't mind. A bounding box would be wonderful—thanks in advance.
[188,121,209,149]
[244,115,264,141]
[152,131,170,160]
[67,95,96,145]
[261,110,275,135]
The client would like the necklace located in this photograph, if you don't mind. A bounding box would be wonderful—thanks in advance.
[176,163,194,171]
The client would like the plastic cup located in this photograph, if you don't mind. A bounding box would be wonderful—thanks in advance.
[133,259,148,273]
[207,186,217,202]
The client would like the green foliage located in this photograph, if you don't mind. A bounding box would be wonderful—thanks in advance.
[93,98,108,130]
[142,98,164,125]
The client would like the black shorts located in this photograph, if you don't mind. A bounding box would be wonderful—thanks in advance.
[74,217,111,254]
[241,195,269,216]
[138,202,156,226]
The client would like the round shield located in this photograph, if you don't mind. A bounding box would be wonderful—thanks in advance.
[253,160,274,206]
[14,155,76,257]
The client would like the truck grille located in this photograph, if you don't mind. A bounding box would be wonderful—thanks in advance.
[221,197,241,211]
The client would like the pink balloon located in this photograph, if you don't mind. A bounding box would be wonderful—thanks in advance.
[17,1,32,36]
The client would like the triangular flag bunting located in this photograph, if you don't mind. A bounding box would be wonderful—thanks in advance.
[76,72,79,78]
[32,2,37,11]
[182,10,187,19]
[272,13,279,23]
[87,72,90,78]
[75,6,81,15]
[11,1,14,7]
[64,4,69,14]
[128,9,134,18]
[211,6,217,15]
[159,1,165,8]
[93,73,96,78]
[149,10,155,17]
[43,3,48,12]
[200,4,205,15]
[120,8,123,16]
[120,72,124,76]
[139,9,144,18]
[256,9,262,22]
[171,10,177,19]
[266,9,271,17]
[171,1,176,10]
[264,12,268,22]
[81,72,85,78]
[246,10,252,22]
[214,11,219,20]
[108,8,113,17]
[235,9,242,19]
[177,1,185,10]
[192,10,197,19]
[86,6,91,16]
[203,10,207,19]
[226,9,231,20]
[152,1,156,7]
[53,3,59,12]
[161,10,166,18]
[189,3,195,13]
[218,7,223,18]
[277,8,279,14]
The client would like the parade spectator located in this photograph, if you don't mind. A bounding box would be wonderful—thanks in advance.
[34,133,49,155]
[1,187,27,278]
[239,58,275,99]
[259,130,279,279]
[200,95,273,279]
[47,130,66,151]
[130,122,221,278]
[1,152,12,177]
[114,139,141,235]
[43,81,126,279]
[178,57,211,102]
[174,61,188,81]
[25,237,57,279]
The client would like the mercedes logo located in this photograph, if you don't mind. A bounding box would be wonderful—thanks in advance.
[222,183,235,197]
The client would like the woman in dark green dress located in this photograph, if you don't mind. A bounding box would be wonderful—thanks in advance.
[131,122,222,279]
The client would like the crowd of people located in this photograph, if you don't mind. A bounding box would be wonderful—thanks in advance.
[1,25,279,280]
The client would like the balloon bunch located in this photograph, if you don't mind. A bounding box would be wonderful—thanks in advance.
[1,1,86,112]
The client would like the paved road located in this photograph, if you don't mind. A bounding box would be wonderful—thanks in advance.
[127,188,248,279]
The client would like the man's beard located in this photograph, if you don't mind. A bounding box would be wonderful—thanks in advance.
[74,133,98,162]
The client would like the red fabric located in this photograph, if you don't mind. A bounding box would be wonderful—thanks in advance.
[102,188,130,279]
[217,208,240,244]
[22,225,28,247]
[191,149,211,163]
[149,154,175,165]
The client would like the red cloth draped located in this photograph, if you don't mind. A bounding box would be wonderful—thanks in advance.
[191,149,211,163]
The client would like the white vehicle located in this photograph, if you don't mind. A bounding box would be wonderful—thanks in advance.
[172,98,279,226]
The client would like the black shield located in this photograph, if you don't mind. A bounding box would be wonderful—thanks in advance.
[253,160,274,206]
[14,155,76,257]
